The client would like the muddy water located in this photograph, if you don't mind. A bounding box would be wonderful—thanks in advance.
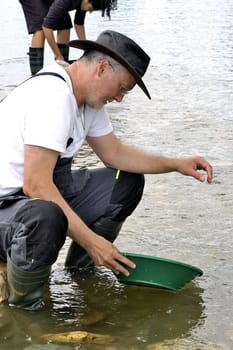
[0,0,233,349]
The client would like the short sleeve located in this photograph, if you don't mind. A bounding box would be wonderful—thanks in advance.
[85,106,113,137]
[23,79,75,153]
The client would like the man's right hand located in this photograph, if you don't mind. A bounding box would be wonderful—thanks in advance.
[86,234,136,277]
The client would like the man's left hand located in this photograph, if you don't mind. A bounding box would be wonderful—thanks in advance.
[176,156,213,183]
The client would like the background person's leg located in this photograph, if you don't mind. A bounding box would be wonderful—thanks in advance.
[28,45,44,75]
[57,28,70,62]
[18,0,48,74]
[55,14,72,62]
[29,30,45,74]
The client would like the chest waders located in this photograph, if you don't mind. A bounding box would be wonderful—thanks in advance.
[7,253,51,311]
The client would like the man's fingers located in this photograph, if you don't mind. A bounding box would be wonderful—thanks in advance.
[196,158,213,183]
[112,252,136,277]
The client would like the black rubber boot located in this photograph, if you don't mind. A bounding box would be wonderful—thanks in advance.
[65,217,123,269]
[7,253,50,311]
[57,43,69,62]
[28,47,44,75]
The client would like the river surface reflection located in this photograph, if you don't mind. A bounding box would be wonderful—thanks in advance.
[0,0,233,349]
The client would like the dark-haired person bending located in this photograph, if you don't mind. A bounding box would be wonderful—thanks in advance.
[19,0,117,74]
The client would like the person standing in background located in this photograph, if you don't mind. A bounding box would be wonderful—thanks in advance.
[18,0,117,75]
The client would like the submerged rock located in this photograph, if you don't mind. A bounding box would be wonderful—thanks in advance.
[42,330,114,345]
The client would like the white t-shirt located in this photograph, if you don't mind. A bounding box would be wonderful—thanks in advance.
[0,63,113,196]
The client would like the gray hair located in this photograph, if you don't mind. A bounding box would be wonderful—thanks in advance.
[81,50,122,72]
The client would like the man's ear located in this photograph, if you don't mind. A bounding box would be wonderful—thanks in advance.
[97,59,110,78]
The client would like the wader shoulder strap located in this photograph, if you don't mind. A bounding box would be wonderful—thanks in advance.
[32,72,66,82]
[0,72,66,102]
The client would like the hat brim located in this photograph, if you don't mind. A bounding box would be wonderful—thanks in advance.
[68,39,151,99]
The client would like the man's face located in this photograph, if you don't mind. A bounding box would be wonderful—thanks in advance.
[85,60,136,110]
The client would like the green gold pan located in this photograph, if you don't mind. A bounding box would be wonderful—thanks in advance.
[117,253,203,291]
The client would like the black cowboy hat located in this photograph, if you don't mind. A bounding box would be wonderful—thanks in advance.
[68,30,151,99]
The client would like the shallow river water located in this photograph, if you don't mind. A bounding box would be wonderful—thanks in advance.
[0,0,233,349]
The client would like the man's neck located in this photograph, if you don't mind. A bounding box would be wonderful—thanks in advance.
[65,64,85,108]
